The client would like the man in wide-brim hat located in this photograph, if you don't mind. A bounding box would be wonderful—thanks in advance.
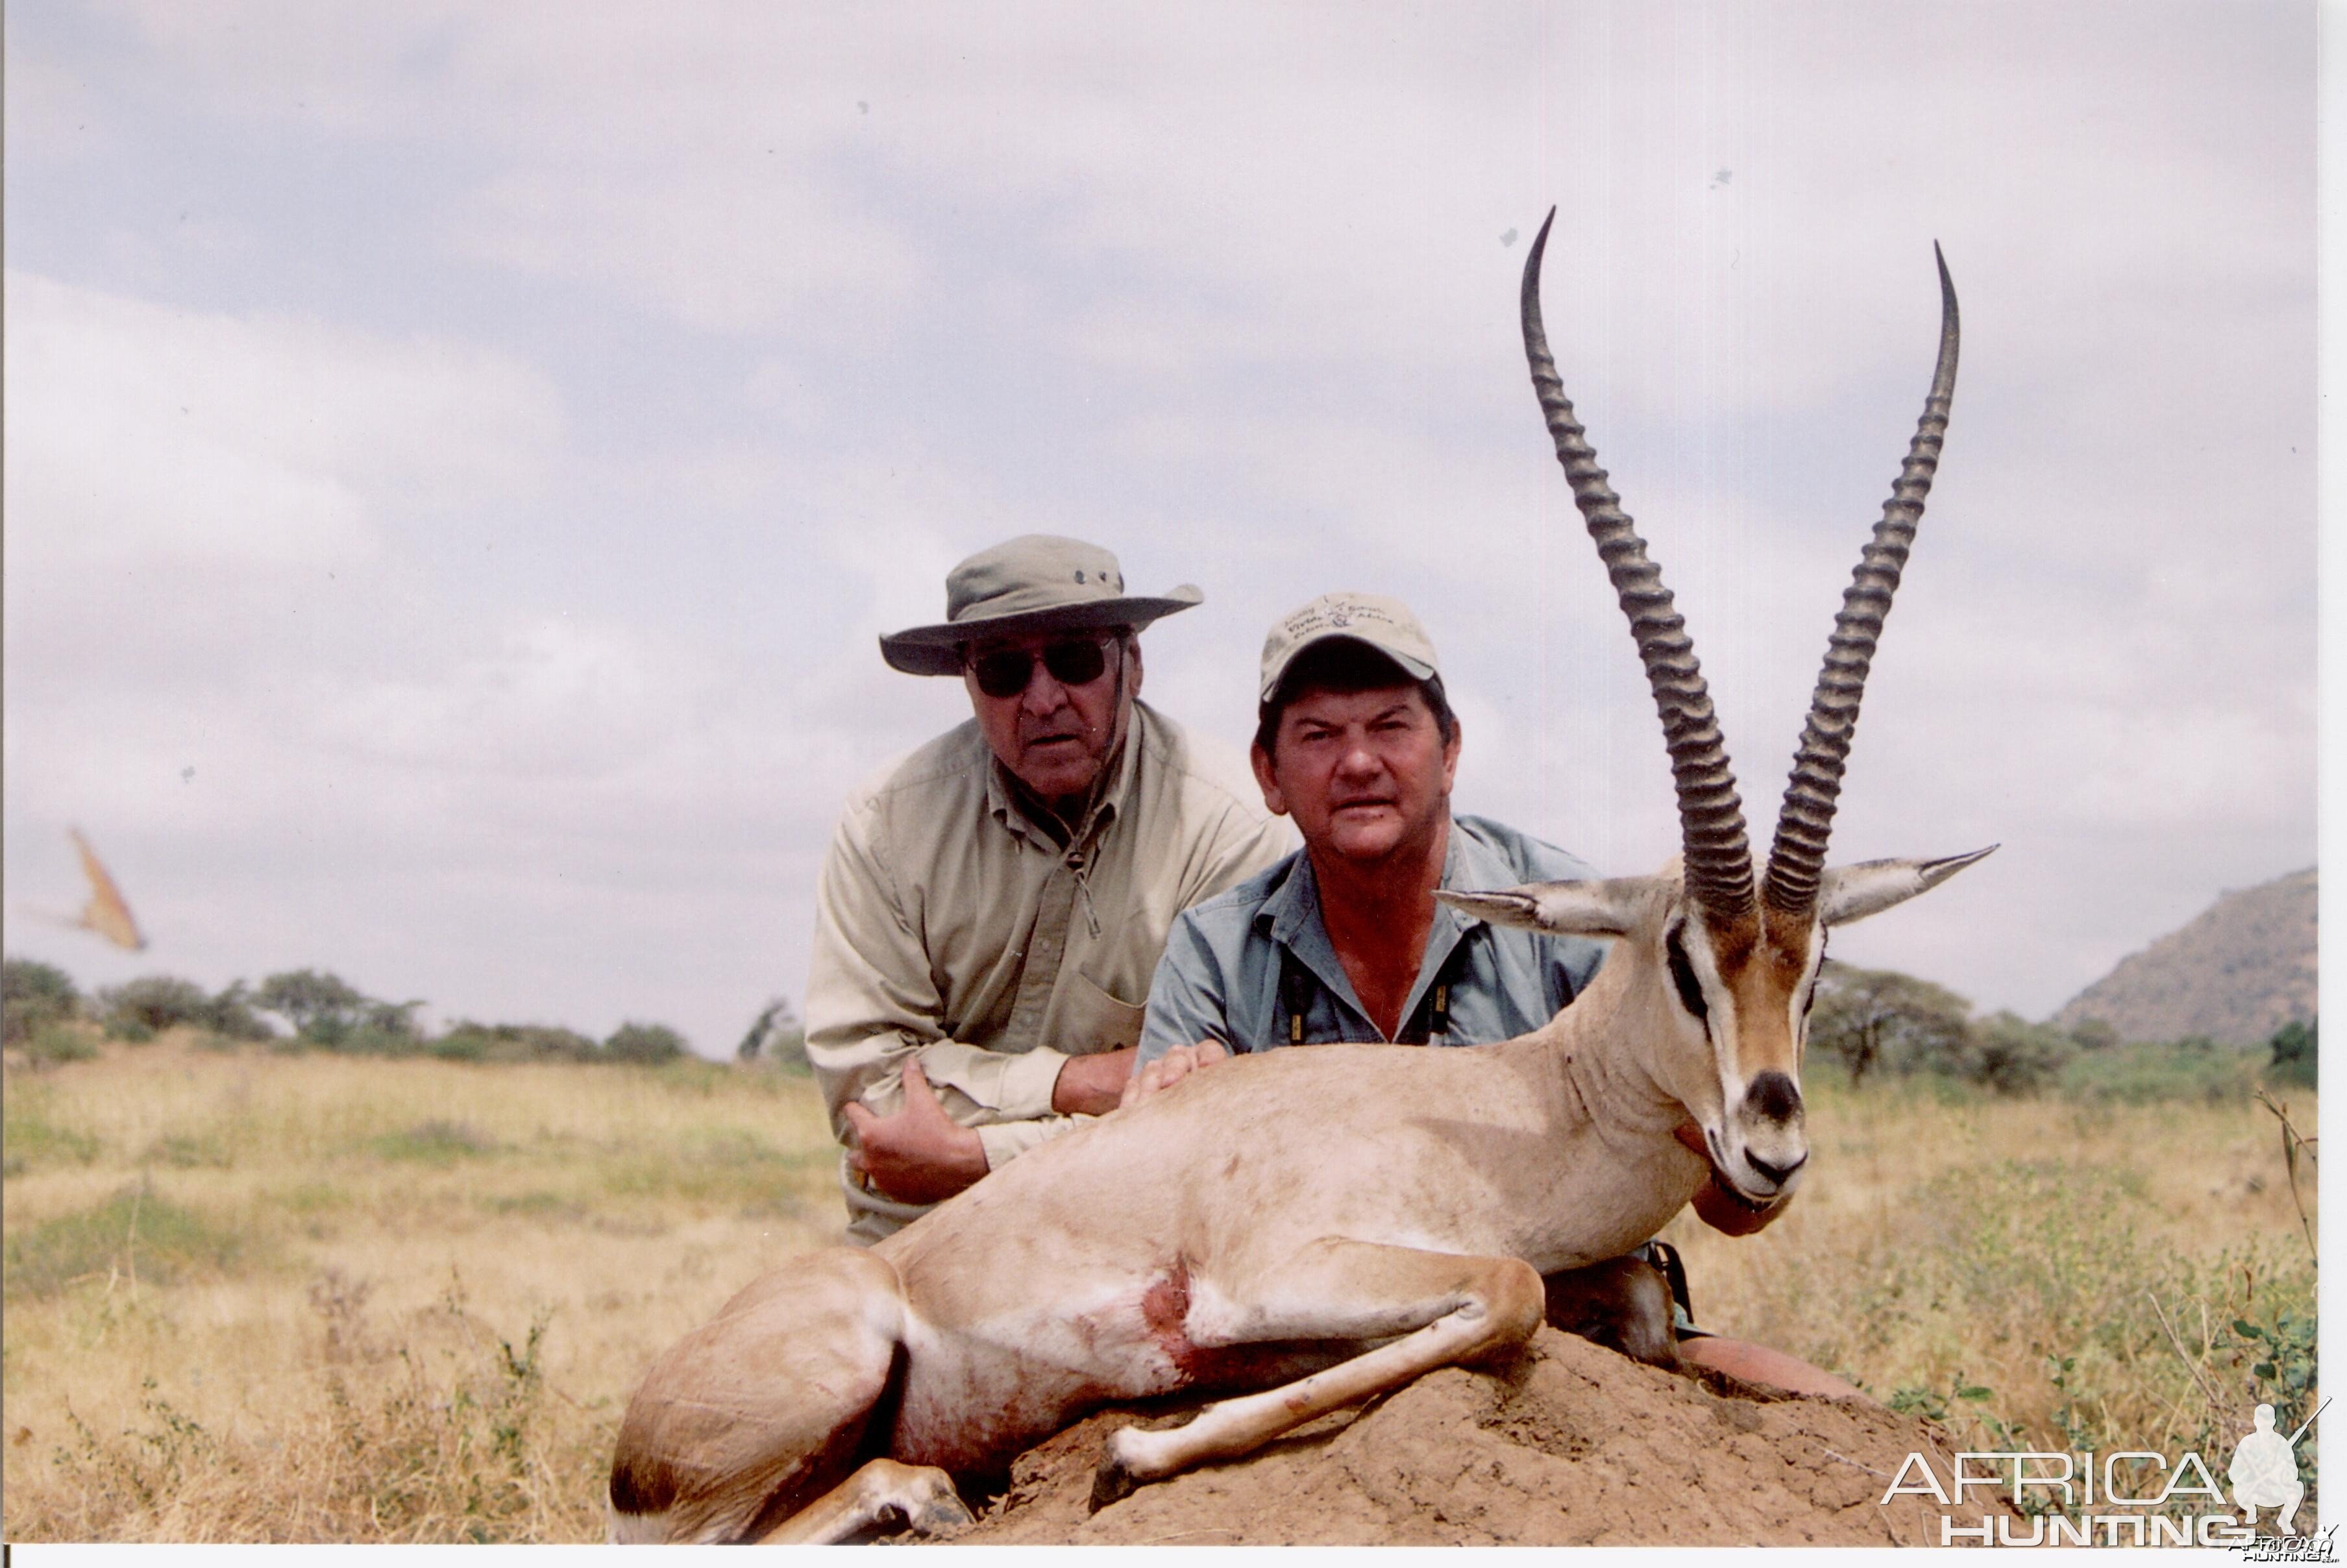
[805,534,1293,1243]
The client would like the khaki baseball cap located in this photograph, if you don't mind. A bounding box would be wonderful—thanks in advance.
[1258,591,1442,704]
[879,535,1203,677]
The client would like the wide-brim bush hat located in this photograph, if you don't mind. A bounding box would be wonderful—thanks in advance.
[880,535,1203,676]
[1257,591,1442,704]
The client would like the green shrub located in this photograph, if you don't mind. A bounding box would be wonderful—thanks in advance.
[95,975,213,1035]
[431,1021,596,1063]
[2065,1018,2119,1051]
[2059,1038,2255,1105]
[603,1022,688,1064]
[2267,1017,2316,1089]
[3,956,81,1044]
[1942,1012,2078,1097]
[26,1023,102,1063]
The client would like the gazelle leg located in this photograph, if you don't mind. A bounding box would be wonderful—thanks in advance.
[1094,1239,1543,1506]
[608,1247,910,1544]
[755,1456,975,1543]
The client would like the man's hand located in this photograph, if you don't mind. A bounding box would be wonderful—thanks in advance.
[1051,1047,1139,1116]
[1118,1040,1229,1109]
[1673,1120,1791,1238]
[842,1062,988,1205]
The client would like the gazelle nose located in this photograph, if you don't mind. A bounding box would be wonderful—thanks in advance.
[1743,1069,1804,1125]
[1747,1149,1808,1187]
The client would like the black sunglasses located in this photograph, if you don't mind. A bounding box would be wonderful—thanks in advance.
[967,636,1117,699]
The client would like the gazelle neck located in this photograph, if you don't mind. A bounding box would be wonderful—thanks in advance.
[1532,944,1698,1158]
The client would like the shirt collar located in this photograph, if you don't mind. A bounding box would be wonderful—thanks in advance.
[1254,815,1495,1040]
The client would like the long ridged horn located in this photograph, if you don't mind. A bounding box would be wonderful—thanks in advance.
[1762,245,1960,918]
[1521,208,1757,924]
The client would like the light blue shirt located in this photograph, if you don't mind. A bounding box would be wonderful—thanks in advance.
[1137,815,1608,1061]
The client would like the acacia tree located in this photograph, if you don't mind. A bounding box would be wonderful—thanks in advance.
[736,997,807,1071]
[1808,961,1973,1084]
[254,969,367,1042]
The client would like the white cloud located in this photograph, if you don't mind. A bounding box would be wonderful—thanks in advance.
[3,271,562,574]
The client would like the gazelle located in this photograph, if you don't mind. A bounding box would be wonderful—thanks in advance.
[606,210,1990,1544]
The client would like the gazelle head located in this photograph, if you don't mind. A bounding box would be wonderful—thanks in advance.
[1440,212,1992,1205]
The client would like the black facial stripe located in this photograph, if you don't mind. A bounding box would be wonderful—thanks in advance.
[1665,923,1710,1028]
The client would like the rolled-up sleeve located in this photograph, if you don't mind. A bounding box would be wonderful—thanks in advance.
[809,793,1107,1183]
[805,798,1070,1158]
[804,800,942,1133]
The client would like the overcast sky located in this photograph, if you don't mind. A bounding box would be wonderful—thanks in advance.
[3,3,2318,1057]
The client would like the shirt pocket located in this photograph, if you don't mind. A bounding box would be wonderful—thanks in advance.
[1058,971,1149,1054]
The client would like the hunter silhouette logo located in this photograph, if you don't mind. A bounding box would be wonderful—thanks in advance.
[2230,1401,2321,1537]
[1882,1401,2328,1548]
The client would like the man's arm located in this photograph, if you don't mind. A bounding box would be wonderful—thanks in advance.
[805,800,1088,1202]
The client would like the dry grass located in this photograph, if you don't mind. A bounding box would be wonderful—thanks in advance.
[1,1033,2316,1541]
[3,1030,840,1542]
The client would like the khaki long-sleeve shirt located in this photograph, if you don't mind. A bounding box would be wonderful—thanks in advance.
[806,700,1293,1242]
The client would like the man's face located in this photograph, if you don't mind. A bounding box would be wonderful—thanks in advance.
[1252,683,1460,868]
[963,630,1140,810]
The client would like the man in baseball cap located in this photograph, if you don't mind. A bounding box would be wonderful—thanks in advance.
[1124,590,1860,1398]
[805,535,1291,1243]
[1134,588,1601,1066]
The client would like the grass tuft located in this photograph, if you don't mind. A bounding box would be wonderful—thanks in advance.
[5,1182,253,1299]
[370,1121,498,1165]
[4,1090,103,1175]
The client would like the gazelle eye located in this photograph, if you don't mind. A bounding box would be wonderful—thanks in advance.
[1664,923,1710,1025]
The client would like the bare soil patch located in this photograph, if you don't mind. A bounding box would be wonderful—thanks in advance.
[954,1328,1998,1547]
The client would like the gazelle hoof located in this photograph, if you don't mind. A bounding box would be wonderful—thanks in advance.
[1090,1438,1144,1512]
[897,1471,976,1536]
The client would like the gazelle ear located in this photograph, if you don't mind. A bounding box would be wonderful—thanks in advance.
[1438,877,1660,938]
[1818,846,1996,928]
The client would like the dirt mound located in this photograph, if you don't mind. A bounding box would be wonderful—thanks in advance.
[953,1329,1999,1547]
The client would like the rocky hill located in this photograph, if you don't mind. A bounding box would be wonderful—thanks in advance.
[2052,867,2316,1046]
